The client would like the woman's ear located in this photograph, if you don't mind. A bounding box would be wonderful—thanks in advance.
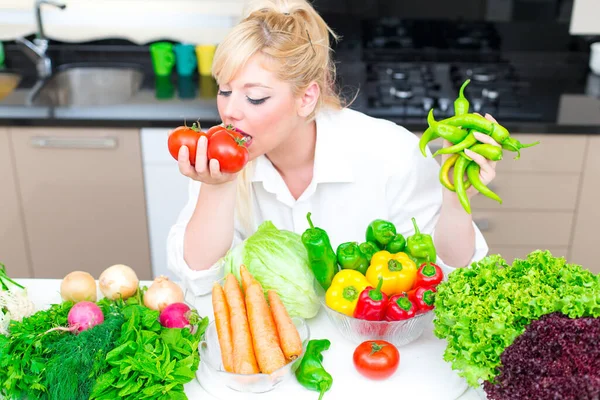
[297,82,320,118]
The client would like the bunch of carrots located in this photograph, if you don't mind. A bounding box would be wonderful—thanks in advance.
[211,265,303,375]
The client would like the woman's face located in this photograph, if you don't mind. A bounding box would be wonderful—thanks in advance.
[216,53,301,160]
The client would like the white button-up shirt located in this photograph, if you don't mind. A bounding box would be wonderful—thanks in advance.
[167,107,488,295]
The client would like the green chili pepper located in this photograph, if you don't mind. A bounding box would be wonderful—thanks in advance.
[406,217,437,265]
[467,143,503,161]
[295,339,333,400]
[440,113,512,144]
[427,109,470,144]
[466,161,502,204]
[386,233,407,254]
[336,242,369,275]
[453,155,472,214]
[433,131,478,157]
[454,79,471,116]
[365,219,397,248]
[302,212,338,290]
[502,136,540,160]
[359,241,380,263]
[419,124,439,158]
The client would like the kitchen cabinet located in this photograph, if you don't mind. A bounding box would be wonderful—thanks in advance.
[570,136,600,274]
[8,127,152,280]
[0,128,32,278]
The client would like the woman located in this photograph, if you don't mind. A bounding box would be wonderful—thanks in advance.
[167,0,497,295]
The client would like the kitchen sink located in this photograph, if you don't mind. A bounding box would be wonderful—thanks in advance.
[30,64,144,107]
[0,71,22,101]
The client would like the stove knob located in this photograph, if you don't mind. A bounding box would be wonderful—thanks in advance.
[422,97,434,111]
[472,98,483,112]
[482,88,499,101]
[438,98,450,112]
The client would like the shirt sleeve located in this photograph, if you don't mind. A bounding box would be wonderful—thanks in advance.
[385,129,489,276]
[166,179,243,296]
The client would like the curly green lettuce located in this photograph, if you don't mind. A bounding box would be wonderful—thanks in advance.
[433,250,600,387]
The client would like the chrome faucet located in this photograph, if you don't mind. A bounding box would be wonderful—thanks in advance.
[16,0,66,79]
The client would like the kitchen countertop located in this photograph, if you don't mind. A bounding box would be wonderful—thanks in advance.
[14,278,487,400]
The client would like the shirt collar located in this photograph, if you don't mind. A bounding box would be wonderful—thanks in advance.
[251,108,354,184]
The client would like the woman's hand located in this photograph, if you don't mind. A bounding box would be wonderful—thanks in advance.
[177,136,238,185]
[441,113,500,199]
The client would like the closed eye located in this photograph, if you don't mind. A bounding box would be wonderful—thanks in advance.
[247,96,269,105]
[218,90,231,97]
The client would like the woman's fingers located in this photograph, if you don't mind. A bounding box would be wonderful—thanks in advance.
[195,136,209,174]
[472,131,501,147]
[177,146,196,177]
[464,149,496,184]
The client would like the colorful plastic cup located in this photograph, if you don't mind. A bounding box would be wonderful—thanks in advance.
[155,75,174,99]
[174,43,197,77]
[150,42,175,76]
[195,45,216,76]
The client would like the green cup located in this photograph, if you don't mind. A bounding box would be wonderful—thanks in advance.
[149,42,175,76]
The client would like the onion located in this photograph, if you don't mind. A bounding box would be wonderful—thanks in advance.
[99,264,139,300]
[60,271,97,302]
[143,276,184,311]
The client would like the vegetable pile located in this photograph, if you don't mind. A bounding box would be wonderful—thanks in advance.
[0,263,208,400]
[433,250,600,391]
[211,266,303,375]
[222,220,321,319]
[167,122,250,174]
[483,312,600,400]
[419,79,540,214]
[304,214,442,322]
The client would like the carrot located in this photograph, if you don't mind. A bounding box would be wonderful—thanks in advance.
[240,264,258,293]
[223,274,259,374]
[245,283,287,374]
[212,283,234,373]
[268,290,303,361]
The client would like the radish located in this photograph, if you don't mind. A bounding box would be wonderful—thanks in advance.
[45,301,104,334]
[159,302,199,329]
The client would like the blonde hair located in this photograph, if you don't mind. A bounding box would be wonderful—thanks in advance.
[212,0,346,235]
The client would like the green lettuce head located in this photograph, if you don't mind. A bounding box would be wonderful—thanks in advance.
[222,221,320,319]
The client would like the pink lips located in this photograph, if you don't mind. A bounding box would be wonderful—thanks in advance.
[233,127,253,147]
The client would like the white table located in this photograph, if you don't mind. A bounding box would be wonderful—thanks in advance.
[14,279,486,400]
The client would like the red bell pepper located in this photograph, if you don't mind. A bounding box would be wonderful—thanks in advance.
[354,277,388,321]
[385,293,417,321]
[414,261,444,288]
[406,286,437,313]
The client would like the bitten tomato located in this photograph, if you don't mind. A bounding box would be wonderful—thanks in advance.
[353,340,400,380]
[167,123,206,166]
[207,129,249,174]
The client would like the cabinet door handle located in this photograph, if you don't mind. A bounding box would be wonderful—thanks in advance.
[30,136,118,149]
[474,218,491,231]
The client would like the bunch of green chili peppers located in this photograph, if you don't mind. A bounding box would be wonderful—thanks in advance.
[419,79,540,214]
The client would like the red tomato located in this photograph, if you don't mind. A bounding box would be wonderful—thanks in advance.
[167,124,206,166]
[206,129,249,174]
[353,340,400,380]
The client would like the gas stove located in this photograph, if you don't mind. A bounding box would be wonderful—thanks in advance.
[364,61,545,121]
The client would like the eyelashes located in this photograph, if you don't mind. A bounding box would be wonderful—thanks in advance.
[217,90,269,105]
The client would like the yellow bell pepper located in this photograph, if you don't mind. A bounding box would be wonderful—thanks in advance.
[365,250,417,296]
[325,269,370,317]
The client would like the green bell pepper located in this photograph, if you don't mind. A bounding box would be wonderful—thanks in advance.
[365,219,396,248]
[336,242,369,275]
[295,339,333,400]
[386,233,406,254]
[406,217,436,266]
[302,212,338,290]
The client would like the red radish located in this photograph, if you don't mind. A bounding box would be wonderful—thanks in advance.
[159,302,199,329]
[45,301,104,334]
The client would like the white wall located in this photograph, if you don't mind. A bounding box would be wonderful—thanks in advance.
[570,0,600,35]
[0,0,245,44]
